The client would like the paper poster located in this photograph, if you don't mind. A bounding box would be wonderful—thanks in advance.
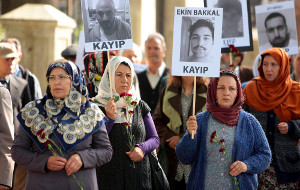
[81,0,133,52]
[255,1,298,55]
[172,7,223,77]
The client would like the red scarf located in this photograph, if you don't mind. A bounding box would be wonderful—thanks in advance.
[206,70,244,126]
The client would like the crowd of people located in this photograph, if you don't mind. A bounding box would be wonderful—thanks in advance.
[0,30,299,190]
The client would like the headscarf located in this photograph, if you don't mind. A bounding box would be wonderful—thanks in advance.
[83,51,108,97]
[244,48,300,122]
[206,70,244,126]
[17,59,107,152]
[93,56,140,123]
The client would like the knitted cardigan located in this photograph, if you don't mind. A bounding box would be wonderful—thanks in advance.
[176,110,271,190]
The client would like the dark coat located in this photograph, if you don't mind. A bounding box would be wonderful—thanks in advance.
[153,84,207,189]
[8,75,32,135]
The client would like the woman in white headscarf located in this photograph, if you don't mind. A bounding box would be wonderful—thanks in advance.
[94,56,160,190]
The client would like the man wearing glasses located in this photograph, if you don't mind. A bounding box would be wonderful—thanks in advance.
[261,12,297,50]
[89,0,132,42]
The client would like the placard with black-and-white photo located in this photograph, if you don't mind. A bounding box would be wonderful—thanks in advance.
[81,0,133,52]
[205,0,253,53]
[172,7,223,77]
[255,1,298,55]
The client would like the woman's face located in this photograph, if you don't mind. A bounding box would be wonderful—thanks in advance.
[216,76,237,108]
[48,67,71,99]
[262,55,280,81]
[115,64,132,94]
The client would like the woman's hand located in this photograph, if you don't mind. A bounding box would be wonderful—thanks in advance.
[230,161,247,176]
[166,136,181,149]
[187,116,197,135]
[47,156,67,171]
[105,97,117,120]
[0,185,10,190]
[126,147,144,162]
[65,154,83,176]
[277,122,288,134]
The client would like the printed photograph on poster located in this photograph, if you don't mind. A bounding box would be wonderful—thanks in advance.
[255,1,298,55]
[205,0,253,53]
[172,7,223,77]
[81,0,133,52]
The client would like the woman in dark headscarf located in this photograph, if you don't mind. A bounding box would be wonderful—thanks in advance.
[176,70,271,190]
[12,59,112,190]
[243,47,300,189]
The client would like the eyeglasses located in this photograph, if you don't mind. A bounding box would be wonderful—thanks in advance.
[47,74,71,82]
[96,10,114,17]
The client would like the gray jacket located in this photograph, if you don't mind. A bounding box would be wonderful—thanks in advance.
[12,125,112,190]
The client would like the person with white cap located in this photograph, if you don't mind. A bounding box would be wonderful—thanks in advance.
[0,42,31,190]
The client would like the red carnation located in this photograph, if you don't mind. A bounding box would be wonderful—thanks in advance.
[123,122,129,127]
[131,101,137,106]
[219,148,225,153]
[45,140,50,147]
[37,129,44,136]
[232,47,239,53]
[210,131,216,140]
[41,133,46,139]
[126,93,132,97]
[220,139,225,143]
[229,45,234,49]
[120,92,126,97]
[129,110,134,114]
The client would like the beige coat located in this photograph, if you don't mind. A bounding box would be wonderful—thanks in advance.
[0,83,14,188]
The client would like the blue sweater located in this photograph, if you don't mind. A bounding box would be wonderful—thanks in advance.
[175,110,271,190]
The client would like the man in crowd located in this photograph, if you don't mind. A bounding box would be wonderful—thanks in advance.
[1,38,42,100]
[61,44,78,63]
[0,83,14,190]
[261,12,297,50]
[88,0,131,42]
[0,42,32,190]
[184,19,214,63]
[137,33,169,115]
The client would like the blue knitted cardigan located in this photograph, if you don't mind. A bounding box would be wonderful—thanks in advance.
[176,110,271,190]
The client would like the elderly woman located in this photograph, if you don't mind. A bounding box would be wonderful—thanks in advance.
[11,59,113,190]
[94,56,160,189]
[176,70,271,190]
[153,75,208,190]
[243,48,300,189]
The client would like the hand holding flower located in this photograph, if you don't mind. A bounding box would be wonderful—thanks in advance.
[126,147,144,162]
[277,122,288,134]
[105,97,117,120]
[47,156,67,171]
[230,161,248,177]
[166,136,181,149]
[65,154,83,176]
[186,116,197,136]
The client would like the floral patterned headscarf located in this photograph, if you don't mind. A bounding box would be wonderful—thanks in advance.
[17,59,107,152]
[93,56,140,123]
